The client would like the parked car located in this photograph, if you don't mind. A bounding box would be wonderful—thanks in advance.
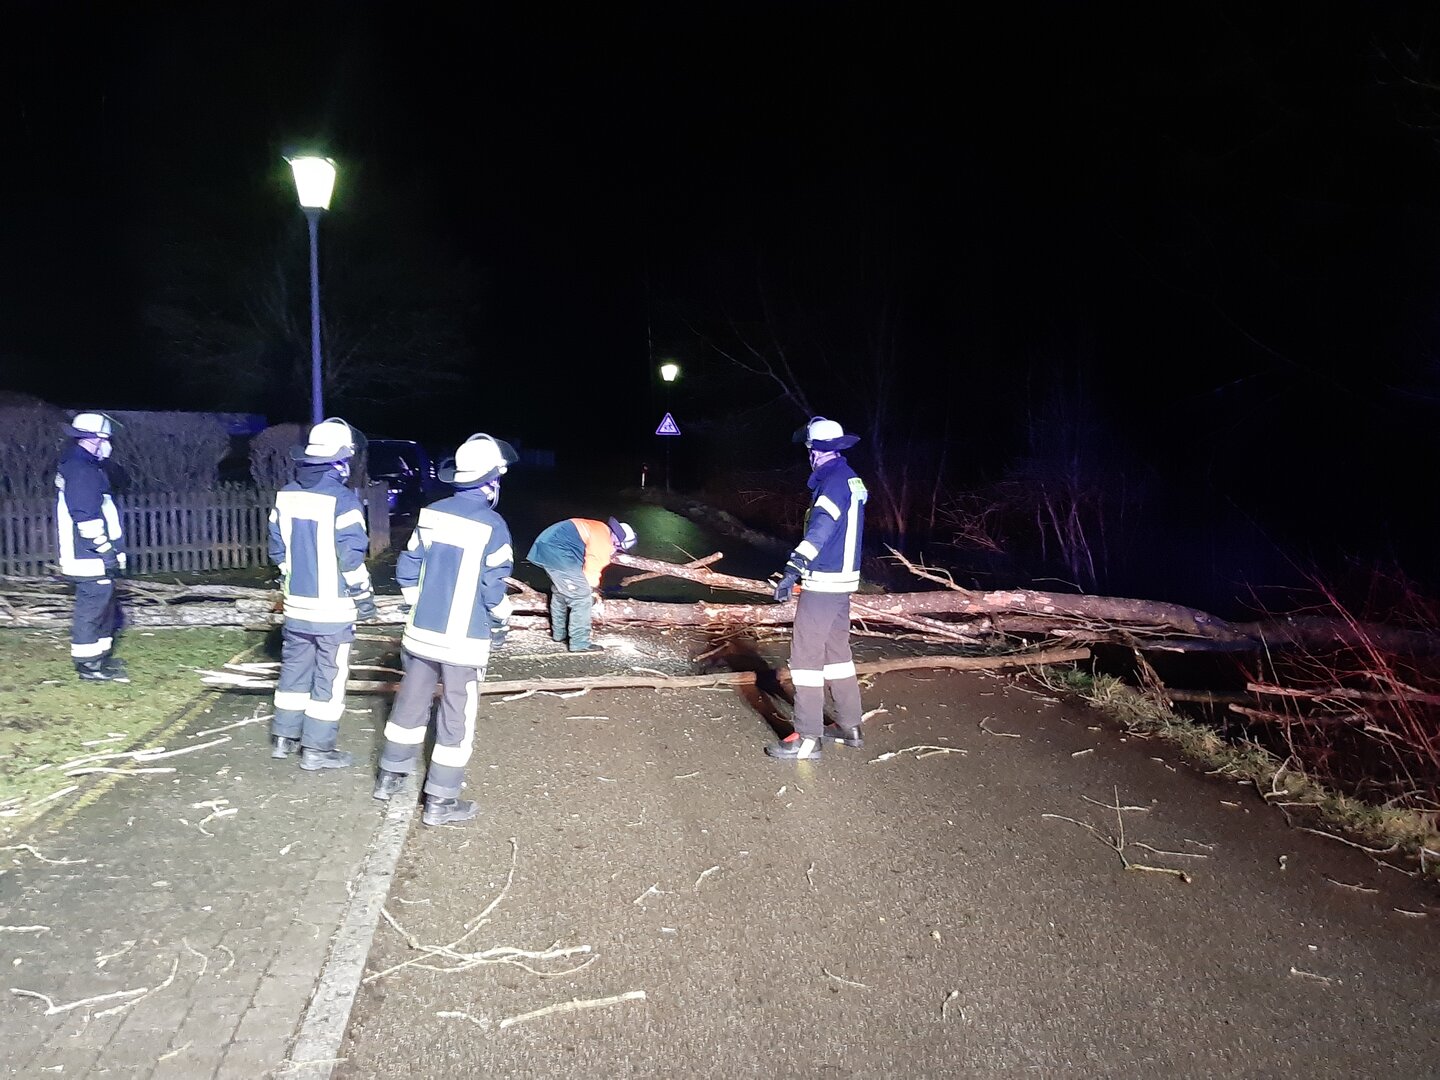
[367,439,449,516]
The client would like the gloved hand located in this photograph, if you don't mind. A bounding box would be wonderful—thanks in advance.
[115,552,128,575]
[490,626,508,648]
[101,550,122,577]
[772,553,808,602]
[352,589,378,622]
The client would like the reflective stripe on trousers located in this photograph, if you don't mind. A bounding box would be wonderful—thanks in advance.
[71,578,118,661]
[380,650,483,800]
[270,623,354,750]
[788,589,863,738]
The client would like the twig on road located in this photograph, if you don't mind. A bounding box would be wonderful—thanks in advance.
[822,967,870,989]
[436,1010,490,1028]
[979,717,1020,738]
[1042,786,1193,884]
[0,925,50,934]
[1323,877,1378,894]
[3,844,88,866]
[498,990,647,1030]
[693,865,720,892]
[870,745,968,764]
[1289,966,1338,985]
[941,990,963,1020]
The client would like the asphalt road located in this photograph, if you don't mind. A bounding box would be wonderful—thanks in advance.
[337,628,1440,1079]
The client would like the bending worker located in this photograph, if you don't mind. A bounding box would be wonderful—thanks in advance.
[374,433,517,827]
[267,418,376,770]
[526,516,636,653]
[55,412,129,683]
[767,417,869,761]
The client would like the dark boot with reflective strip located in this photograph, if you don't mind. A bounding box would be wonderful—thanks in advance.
[373,769,406,801]
[823,723,863,748]
[299,748,353,771]
[75,658,128,683]
[270,736,300,759]
[765,732,822,760]
[422,795,478,826]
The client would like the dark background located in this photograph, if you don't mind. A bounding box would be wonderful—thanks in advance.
[3,2,1440,603]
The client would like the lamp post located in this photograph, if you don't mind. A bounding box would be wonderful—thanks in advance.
[659,361,679,491]
[287,156,338,426]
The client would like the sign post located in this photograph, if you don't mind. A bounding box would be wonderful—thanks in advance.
[655,413,681,490]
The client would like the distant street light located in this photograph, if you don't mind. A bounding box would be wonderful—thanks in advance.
[288,156,338,426]
[659,362,680,490]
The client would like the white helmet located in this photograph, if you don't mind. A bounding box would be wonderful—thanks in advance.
[795,416,859,451]
[608,517,637,551]
[65,412,116,439]
[444,433,518,485]
[292,417,357,463]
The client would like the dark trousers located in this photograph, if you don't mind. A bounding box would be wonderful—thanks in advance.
[71,578,118,663]
[271,623,354,751]
[379,650,482,799]
[543,564,594,650]
[788,589,863,738]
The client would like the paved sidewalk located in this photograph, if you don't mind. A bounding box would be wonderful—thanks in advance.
[0,649,400,1080]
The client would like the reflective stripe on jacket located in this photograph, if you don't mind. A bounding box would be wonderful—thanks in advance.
[55,445,123,580]
[269,470,371,632]
[397,491,513,667]
[791,456,867,594]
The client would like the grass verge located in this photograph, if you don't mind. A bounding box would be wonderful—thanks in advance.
[0,627,251,828]
[1036,665,1440,876]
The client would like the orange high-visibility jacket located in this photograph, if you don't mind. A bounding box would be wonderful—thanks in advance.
[526,517,616,588]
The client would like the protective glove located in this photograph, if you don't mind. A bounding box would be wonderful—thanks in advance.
[115,552,127,575]
[772,553,808,602]
[490,626,508,648]
[101,550,121,577]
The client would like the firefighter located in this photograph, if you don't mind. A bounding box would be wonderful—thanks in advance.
[767,417,869,760]
[55,412,129,682]
[526,516,637,653]
[267,418,376,770]
[373,433,517,826]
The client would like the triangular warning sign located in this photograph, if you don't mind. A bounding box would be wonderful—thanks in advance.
[655,412,681,436]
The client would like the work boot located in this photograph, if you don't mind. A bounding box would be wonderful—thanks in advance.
[372,769,406,801]
[75,659,127,683]
[299,748,354,771]
[570,643,605,654]
[422,796,479,826]
[823,722,864,748]
[765,733,822,760]
[100,656,130,681]
[270,735,300,759]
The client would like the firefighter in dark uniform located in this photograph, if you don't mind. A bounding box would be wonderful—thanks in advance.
[267,418,376,770]
[373,433,517,826]
[55,412,129,682]
[767,417,870,760]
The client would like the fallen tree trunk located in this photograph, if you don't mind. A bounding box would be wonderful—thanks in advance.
[200,645,1092,695]
[5,557,1437,655]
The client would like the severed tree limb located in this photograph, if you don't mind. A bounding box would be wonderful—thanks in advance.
[618,552,724,588]
[204,646,1091,695]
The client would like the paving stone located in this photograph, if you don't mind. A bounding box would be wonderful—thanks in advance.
[0,668,393,1080]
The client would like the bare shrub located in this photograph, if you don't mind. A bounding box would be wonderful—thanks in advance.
[249,424,303,489]
[1244,565,1440,806]
[111,412,230,492]
[0,403,67,498]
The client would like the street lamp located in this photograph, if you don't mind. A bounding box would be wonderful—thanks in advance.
[288,156,337,425]
[659,362,679,383]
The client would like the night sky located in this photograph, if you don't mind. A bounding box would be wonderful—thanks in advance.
[4,3,1440,593]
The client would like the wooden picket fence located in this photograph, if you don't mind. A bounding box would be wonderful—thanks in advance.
[0,483,389,577]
